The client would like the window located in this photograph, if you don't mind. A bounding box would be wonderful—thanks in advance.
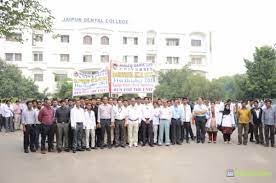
[147,37,155,45]
[101,36,109,45]
[166,38,179,46]
[15,53,22,61]
[5,53,13,61]
[83,35,92,45]
[34,74,43,82]
[166,57,179,64]
[191,57,202,65]
[54,74,67,82]
[101,55,109,63]
[33,51,43,61]
[60,35,70,43]
[123,56,128,63]
[134,37,138,45]
[123,37,127,44]
[134,56,138,63]
[6,33,22,42]
[33,34,43,42]
[146,54,156,63]
[5,53,22,61]
[83,55,92,62]
[60,54,70,62]
[191,39,201,47]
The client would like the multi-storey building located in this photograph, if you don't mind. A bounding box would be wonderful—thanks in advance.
[0,17,212,94]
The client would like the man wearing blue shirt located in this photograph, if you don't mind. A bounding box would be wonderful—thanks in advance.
[171,99,183,145]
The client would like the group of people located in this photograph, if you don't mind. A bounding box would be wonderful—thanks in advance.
[0,96,275,154]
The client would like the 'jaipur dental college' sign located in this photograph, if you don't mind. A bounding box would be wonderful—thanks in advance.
[62,17,129,25]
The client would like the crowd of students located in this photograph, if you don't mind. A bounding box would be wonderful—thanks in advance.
[0,96,275,154]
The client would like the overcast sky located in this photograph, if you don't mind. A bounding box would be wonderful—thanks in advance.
[45,0,276,78]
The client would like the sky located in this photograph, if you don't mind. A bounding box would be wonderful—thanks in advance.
[44,0,276,78]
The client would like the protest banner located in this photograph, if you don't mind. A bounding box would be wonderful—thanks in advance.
[111,63,154,94]
[72,69,109,96]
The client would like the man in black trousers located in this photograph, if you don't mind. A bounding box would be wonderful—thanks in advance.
[251,100,264,144]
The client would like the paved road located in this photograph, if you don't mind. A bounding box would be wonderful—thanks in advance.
[0,131,275,183]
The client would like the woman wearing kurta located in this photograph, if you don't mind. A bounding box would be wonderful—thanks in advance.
[218,104,236,144]
[206,104,218,143]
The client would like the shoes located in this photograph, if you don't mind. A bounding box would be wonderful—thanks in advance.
[264,144,269,147]
[86,148,91,151]
[64,149,70,152]
[48,149,55,152]
[121,145,126,148]
[30,149,36,152]
[134,143,138,147]
[149,144,154,147]
[57,148,62,153]
[128,144,132,148]
[186,141,190,144]
[41,150,46,154]
[91,147,97,150]
[72,150,76,153]
[238,143,242,145]
[108,145,112,149]
[24,149,29,153]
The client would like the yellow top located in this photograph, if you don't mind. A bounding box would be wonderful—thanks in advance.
[237,108,251,124]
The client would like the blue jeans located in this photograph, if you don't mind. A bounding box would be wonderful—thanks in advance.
[158,119,170,145]
[34,124,42,149]
[73,123,83,150]
[5,117,13,132]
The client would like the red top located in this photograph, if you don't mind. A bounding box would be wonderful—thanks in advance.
[38,106,54,125]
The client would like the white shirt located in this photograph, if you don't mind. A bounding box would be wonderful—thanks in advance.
[33,108,41,124]
[70,107,85,128]
[113,105,128,121]
[84,110,96,130]
[141,104,154,121]
[218,112,235,127]
[0,103,3,115]
[153,107,160,125]
[182,104,192,122]
[127,105,141,123]
[159,106,172,120]
[2,104,13,118]
[193,104,208,117]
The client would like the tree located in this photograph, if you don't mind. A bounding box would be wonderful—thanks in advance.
[154,67,212,100]
[244,46,276,99]
[0,0,54,42]
[0,59,41,99]
[54,79,73,99]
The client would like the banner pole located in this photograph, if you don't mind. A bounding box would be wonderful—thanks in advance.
[109,60,112,98]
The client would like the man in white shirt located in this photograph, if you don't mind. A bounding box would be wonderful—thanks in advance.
[21,101,36,153]
[141,97,154,147]
[70,100,85,153]
[182,97,193,143]
[158,100,172,146]
[2,100,14,132]
[112,100,128,148]
[193,97,208,143]
[135,97,143,144]
[127,98,141,147]
[0,100,3,132]
[84,103,96,151]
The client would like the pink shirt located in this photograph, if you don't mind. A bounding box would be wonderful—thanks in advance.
[13,104,21,115]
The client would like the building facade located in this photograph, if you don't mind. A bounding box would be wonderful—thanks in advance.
[0,19,212,94]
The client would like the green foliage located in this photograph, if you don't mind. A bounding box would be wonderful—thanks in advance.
[0,59,41,99]
[54,79,73,99]
[244,46,276,99]
[0,0,54,42]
